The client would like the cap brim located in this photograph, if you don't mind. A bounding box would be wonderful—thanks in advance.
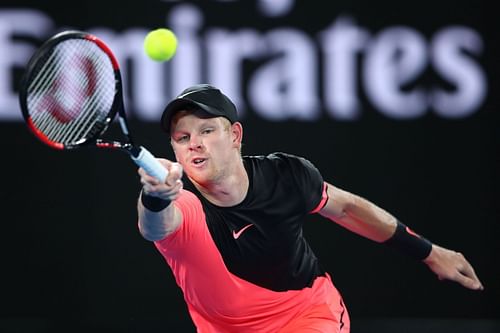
[161,98,228,133]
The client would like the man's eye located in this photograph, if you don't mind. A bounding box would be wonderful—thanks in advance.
[177,135,188,142]
[202,128,214,135]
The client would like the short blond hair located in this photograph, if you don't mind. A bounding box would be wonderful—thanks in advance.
[169,109,241,153]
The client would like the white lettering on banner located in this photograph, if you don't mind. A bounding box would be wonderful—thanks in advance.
[257,0,294,17]
[206,29,263,118]
[320,17,370,120]
[193,0,295,17]
[364,27,429,119]
[169,5,203,101]
[87,27,170,120]
[431,27,486,118]
[0,5,488,122]
[175,0,295,17]
[0,9,53,120]
[248,29,320,120]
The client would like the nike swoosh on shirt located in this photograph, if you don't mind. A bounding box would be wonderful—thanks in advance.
[232,224,254,239]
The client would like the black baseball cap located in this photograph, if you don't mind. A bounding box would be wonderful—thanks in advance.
[161,84,238,134]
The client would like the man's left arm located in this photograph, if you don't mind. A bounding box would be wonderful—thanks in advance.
[318,182,484,291]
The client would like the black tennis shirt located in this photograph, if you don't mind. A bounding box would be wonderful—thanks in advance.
[183,152,327,292]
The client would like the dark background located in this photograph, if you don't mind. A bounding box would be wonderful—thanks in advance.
[1,0,498,332]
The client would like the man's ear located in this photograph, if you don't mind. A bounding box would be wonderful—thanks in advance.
[231,122,243,147]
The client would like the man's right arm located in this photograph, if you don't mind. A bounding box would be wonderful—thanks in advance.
[137,159,184,241]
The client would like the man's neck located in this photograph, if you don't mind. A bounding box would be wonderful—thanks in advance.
[191,158,249,207]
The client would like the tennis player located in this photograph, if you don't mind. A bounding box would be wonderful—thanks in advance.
[137,84,483,333]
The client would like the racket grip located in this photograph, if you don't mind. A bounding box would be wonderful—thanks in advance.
[131,146,169,182]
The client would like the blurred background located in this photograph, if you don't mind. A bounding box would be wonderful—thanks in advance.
[1,0,498,332]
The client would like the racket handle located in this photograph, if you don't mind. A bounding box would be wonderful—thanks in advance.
[131,146,169,182]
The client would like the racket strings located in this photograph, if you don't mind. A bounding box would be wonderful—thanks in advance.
[26,38,116,146]
[43,41,112,142]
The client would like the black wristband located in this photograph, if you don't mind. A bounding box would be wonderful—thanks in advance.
[383,221,433,260]
[141,191,171,212]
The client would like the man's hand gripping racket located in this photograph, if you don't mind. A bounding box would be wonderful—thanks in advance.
[139,159,183,202]
[19,30,168,182]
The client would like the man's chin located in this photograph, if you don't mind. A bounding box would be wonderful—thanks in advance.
[186,170,210,185]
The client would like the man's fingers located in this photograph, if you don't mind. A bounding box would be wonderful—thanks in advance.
[164,180,183,200]
[427,246,484,291]
[437,257,484,290]
[454,252,484,290]
[168,163,183,183]
[453,271,484,290]
[139,159,181,185]
[138,167,161,185]
[138,159,183,201]
[458,262,484,290]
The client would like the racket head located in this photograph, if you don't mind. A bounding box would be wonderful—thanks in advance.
[19,30,123,150]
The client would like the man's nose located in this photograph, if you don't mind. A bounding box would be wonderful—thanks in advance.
[189,136,203,150]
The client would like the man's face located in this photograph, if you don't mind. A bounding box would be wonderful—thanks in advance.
[170,111,240,185]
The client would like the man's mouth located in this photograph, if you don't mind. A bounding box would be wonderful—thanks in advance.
[192,158,207,166]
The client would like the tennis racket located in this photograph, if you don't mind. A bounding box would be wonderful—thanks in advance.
[19,30,168,182]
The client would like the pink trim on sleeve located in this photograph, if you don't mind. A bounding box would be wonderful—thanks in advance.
[310,182,328,214]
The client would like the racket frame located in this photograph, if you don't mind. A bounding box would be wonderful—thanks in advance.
[19,30,168,181]
[19,30,138,155]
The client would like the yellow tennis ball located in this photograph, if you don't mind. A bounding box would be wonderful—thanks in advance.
[143,28,177,62]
